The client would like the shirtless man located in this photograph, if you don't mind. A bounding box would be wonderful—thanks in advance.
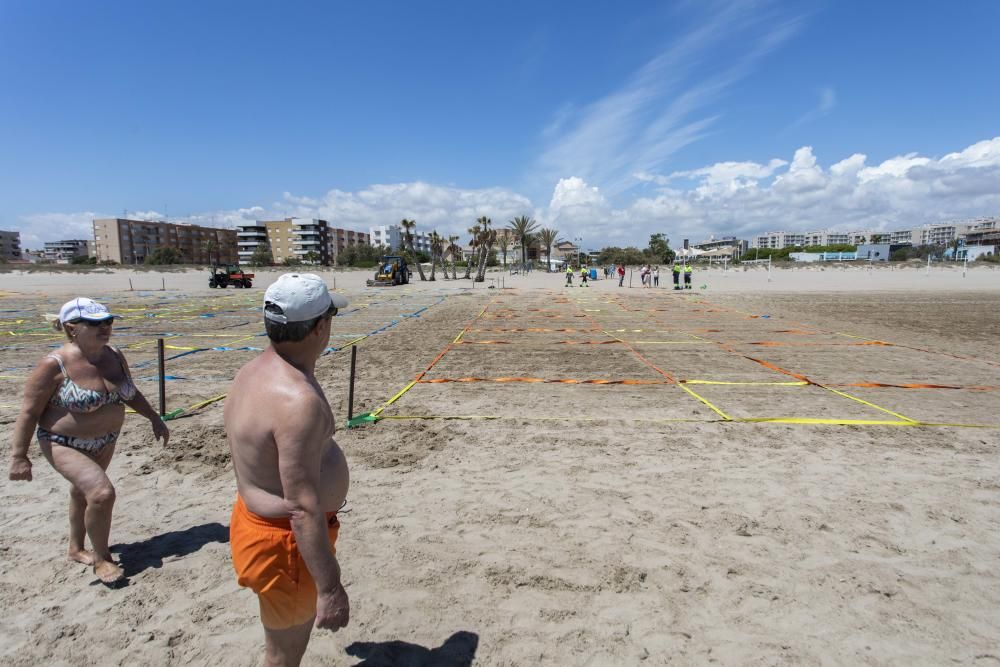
[225,273,350,666]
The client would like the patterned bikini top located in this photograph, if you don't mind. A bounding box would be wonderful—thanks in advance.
[47,348,137,413]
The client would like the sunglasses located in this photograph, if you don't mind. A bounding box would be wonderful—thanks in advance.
[72,318,115,327]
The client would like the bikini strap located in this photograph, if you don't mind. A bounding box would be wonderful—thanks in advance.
[46,352,69,378]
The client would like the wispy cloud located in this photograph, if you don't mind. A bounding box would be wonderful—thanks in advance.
[784,85,837,131]
[534,1,804,197]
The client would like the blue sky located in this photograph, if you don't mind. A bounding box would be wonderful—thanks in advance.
[2,0,999,248]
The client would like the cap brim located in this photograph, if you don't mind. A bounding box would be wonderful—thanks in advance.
[79,314,116,322]
[330,293,349,309]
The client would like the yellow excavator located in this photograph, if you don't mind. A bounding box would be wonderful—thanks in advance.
[366,255,411,287]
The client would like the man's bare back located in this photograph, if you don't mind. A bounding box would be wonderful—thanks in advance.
[226,349,349,518]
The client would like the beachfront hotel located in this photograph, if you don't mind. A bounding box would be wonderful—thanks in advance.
[368,224,432,254]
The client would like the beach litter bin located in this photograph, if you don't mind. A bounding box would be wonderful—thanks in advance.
[589,268,597,281]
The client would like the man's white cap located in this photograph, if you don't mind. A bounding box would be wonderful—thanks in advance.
[58,297,116,324]
[263,273,348,324]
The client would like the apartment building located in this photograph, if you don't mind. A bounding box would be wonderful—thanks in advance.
[330,227,370,258]
[238,219,330,265]
[92,218,236,265]
[236,218,368,265]
[43,239,89,263]
[965,218,1000,247]
[0,230,21,261]
[751,231,806,249]
[369,224,432,253]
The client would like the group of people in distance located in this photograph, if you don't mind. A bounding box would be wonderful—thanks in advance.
[9,274,351,665]
[568,262,692,288]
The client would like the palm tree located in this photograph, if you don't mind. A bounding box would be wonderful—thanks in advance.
[509,215,538,269]
[400,218,427,281]
[429,231,444,280]
[202,238,219,267]
[538,228,559,273]
[496,233,510,270]
[475,217,494,282]
[464,222,481,279]
[447,234,460,279]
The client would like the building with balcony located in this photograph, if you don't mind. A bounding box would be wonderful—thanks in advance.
[964,218,1000,247]
[237,219,368,265]
[43,239,90,263]
[330,227,371,259]
[0,230,22,261]
[91,219,236,265]
[369,224,432,253]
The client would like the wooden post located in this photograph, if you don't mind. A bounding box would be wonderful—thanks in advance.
[157,338,166,417]
[128,278,133,290]
[348,345,357,422]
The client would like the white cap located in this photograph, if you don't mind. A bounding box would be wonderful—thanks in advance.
[59,297,116,324]
[263,273,348,324]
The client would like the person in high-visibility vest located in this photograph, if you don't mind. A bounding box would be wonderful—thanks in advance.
[565,265,573,286]
[579,266,589,286]
[672,263,682,290]
[684,263,693,289]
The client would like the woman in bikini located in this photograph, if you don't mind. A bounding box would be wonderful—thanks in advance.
[7,297,169,584]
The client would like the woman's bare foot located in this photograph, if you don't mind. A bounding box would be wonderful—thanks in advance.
[68,548,95,565]
[93,559,125,584]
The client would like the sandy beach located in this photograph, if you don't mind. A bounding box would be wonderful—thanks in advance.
[1,266,999,666]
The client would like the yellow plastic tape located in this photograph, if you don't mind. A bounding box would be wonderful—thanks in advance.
[678,383,732,420]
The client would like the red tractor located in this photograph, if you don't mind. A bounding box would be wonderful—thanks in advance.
[209,264,254,288]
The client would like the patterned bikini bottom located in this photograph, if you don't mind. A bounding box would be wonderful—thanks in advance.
[37,427,119,454]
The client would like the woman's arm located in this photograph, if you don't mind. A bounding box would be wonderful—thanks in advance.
[9,357,61,481]
[116,348,170,446]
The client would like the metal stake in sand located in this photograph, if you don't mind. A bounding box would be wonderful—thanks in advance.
[767,256,772,283]
[347,345,357,423]
[926,255,931,277]
[963,255,968,278]
[157,338,166,417]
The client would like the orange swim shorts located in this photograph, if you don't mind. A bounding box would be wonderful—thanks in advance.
[230,495,340,629]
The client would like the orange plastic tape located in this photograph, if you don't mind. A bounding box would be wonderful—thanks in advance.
[839,382,997,391]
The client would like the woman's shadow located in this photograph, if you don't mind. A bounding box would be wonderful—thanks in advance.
[345,631,478,666]
[112,522,229,579]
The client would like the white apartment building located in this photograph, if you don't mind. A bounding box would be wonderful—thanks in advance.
[751,231,806,249]
[369,224,432,254]
[43,239,90,262]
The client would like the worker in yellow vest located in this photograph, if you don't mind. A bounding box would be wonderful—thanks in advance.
[672,263,682,290]
[684,263,693,289]
[565,265,573,286]
[579,266,589,287]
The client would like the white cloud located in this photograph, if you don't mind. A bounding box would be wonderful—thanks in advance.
[12,138,1000,252]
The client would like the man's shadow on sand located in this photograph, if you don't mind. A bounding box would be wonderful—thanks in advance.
[112,522,229,578]
[346,631,478,667]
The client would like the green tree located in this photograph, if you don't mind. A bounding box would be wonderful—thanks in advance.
[496,233,510,269]
[401,219,427,281]
[537,228,559,272]
[145,247,182,265]
[250,243,273,266]
[509,215,538,268]
[303,250,321,264]
[475,217,495,282]
[646,233,675,263]
[202,238,219,266]
[464,222,481,279]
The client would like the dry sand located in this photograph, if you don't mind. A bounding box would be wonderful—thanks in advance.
[1,266,999,666]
